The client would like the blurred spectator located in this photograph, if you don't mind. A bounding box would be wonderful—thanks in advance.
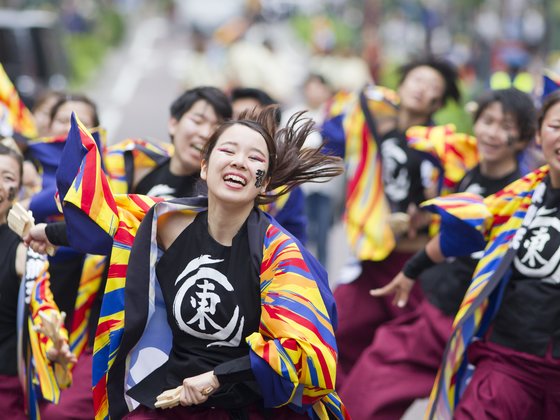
[284,74,343,265]
[180,29,228,89]
[490,46,534,93]
[231,86,278,121]
[32,91,65,138]
[48,94,99,136]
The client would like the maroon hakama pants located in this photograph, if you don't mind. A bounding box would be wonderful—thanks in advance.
[0,374,26,420]
[340,299,453,419]
[40,348,94,419]
[456,340,560,419]
[334,251,424,386]
[124,403,310,419]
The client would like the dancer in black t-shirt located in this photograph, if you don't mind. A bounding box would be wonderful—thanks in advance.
[107,87,232,199]
[324,57,466,385]
[0,142,27,419]
[109,108,346,419]
[343,88,537,419]
[0,141,74,418]
[373,90,560,419]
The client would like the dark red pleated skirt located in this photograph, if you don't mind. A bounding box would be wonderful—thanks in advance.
[124,403,310,419]
[0,374,26,420]
[334,251,424,386]
[40,348,94,420]
[340,299,453,420]
[455,340,560,419]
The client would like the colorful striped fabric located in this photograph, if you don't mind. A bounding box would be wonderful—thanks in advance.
[335,86,399,261]
[542,70,560,102]
[0,63,37,139]
[247,222,348,419]
[19,249,70,419]
[56,115,162,419]
[28,252,72,397]
[423,166,549,419]
[68,255,106,357]
[322,86,478,262]
[91,195,158,419]
[406,124,479,195]
[104,138,173,194]
[28,130,108,361]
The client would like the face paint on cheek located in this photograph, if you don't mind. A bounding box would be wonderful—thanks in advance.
[507,135,518,146]
[255,170,266,188]
[8,187,16,201]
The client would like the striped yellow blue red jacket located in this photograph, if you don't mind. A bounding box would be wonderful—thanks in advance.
[104,138,173,194]
[421,166,549,419]
[0,63,37,139]
[322,86,478,262]
[19,249,69,419]
[57,115,347,419]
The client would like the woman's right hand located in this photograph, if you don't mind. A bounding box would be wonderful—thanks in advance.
[179,371,220,407]
[369,271,415,308]
[23,223,54,254]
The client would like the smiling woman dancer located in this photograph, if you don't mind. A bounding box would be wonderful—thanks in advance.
[35,107,348,419]
[0,140,75,419]
[0,141,28,419]
[115,107,347,419]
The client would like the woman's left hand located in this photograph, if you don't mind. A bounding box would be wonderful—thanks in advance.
[46,341,77,366]
[180,371,220,406]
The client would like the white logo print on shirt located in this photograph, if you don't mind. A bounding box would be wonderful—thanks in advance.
[381,138,409,202]
[173,255,244,347]
[513,206,560,284]
[145,184,177,198]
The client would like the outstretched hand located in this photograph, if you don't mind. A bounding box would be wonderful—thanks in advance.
[370,271,415,308]
[34,311,77,366]
[23,223,55,255]
[46,340,77,366]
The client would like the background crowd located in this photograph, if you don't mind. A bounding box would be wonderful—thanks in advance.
[2,0,560,419]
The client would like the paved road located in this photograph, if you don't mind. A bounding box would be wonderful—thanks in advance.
[87,16,185,145]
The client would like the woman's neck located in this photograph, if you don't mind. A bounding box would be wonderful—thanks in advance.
[549,170,560,189]
[479,158,517,179]
[206,199,253,246]
[169,155,198,177]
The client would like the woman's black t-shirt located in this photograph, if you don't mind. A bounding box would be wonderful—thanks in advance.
[135,160,203,198]
[131,210,262,409]
[380,129,435,212]
[491,179,560,357]
[0,224,22,376]
[420,166,521,315]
